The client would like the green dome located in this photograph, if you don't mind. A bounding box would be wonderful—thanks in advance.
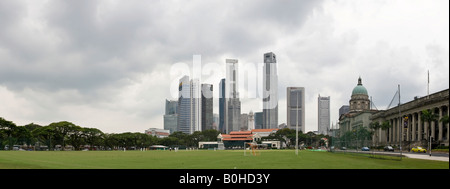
[352,85,368,95]
[352,77,368,96]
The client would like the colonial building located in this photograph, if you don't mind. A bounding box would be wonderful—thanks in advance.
[371,89,449,148]
[339,77,378,136]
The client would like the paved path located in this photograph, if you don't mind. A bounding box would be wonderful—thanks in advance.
[333,150,449,162]
[403,153,449,162]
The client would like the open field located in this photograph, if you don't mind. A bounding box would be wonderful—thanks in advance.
[0,150,448,169]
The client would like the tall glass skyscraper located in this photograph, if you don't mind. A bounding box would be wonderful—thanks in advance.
[201,84,213,131]
[263,52,278,129]
[177,75,201,134]
[219,78,226,133]
[164,99,178,134]
[318,95,330,135]
[287,87,305,133]
[225,59,241,133]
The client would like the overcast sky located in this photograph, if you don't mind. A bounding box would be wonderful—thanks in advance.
[0,0,448,133]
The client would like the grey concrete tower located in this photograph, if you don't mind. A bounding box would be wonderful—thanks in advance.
[263,52,278,129]
[225,59,241,133]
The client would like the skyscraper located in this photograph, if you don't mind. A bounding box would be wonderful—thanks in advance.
[263,52,278,129]
[225,59,241,133]
[318,95,330,135]
[191,78,201,132]
[219,78,226,133]
[287,87,305,133]
[201,83,213,131]
[177,75,201,134]
[164,99,178,134]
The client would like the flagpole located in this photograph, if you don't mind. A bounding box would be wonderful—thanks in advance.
[295,91,299,156]
[398,84,402,160]
[427,70,430,98]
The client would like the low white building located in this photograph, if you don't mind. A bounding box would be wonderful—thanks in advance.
[145,128,170,138]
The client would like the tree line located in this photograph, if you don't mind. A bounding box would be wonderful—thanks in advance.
[0,117,220,151]
[263,128,330,148]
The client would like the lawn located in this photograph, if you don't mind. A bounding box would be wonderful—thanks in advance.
[0,150,447,169]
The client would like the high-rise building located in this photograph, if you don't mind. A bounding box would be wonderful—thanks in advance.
[191,78,202,132]
[339,105,349,118]
[254,112,263,129]
[287,87,305,133]
[225,59,241,133]
[248,111,255,131]
[318,95,330,135]
[263,52,278,129]
[212,113,219,131]
[177,75,201,134]
[219,78,226,133]
[164,99,178,134]
[201,84,213,131]
[240,113,248,131]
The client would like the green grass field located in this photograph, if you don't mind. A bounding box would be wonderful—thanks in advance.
[0,150,447,169]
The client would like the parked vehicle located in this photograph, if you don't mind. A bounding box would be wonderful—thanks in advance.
[411,146,427,153]
[384,146,394,152]
[361,147,370,151]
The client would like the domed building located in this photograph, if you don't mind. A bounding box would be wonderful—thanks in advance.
[338,77,378,145]
[349,77,370,112]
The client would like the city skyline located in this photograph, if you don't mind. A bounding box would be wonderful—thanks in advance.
[0,0,448,133]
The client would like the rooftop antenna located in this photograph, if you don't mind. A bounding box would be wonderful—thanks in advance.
[427,70,430,99]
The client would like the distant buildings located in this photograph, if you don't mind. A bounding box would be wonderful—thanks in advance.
[254,112,263,129]
[263,52,278,129]
[287,87,305,133]
[177,75,201,134]
[225,59,241,133]
[219,78,226,133]
[318,95,330,135]
[145,128,170,138]
[201,84,213,131]
[339,105,350,118]
[164,99,178,134]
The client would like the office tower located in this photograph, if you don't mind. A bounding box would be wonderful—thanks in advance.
[318,95,330,135]
[212,113,219,130]
[201,84,213,131]
[164,99,178,134]
[177,75,201,134]
[339,105,350,118]
[254,112,263,129]
[219,78,226,133]
[191,78,201,132]
[263,52,278,129]
[287,87,305,133]
[241,113,248,131]
[225,59,241,133]
[248,111,255,131]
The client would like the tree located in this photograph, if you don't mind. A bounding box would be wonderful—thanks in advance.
[421,109,439,152]
[440,115,449,125]
[83,128,104,150]
[48,121,77,150]
[66,124,84,150]
[32,126,56,150]
[0,117,18,150]
[421,109,438,139]
[201,129,220,141]
[369,121,381,146]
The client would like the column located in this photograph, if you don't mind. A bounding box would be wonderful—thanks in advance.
[438,106,443,141]
[446,106,450,142]
[418,112,422,141]
[412,113,416,141]
[406,114,412,141]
